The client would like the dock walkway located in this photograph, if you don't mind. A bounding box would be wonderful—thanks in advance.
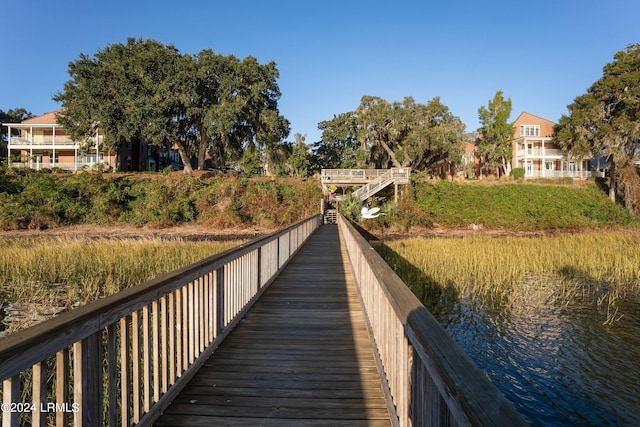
[154,225,393,426]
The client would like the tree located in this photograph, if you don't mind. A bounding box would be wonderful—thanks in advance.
[477,90,514,177]
[316,96,465,172]
[188,51,289,171]
[54,38,185,170]
[314,112,363,171]
[1,108,33,162]
[555,44,640,214]
[54,38,289,174]
[288,133,311,177]
[239,145,261,175]
[264,140,292,176]
[399,97,466,171]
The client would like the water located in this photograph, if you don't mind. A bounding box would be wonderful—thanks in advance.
[433,283,640,426]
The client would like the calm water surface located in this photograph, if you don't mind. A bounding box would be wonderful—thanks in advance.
[434,283,640,426]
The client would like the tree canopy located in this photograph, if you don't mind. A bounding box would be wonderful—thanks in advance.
[477,90,514,177]
[555,44,640,214]
[1,108,33,162]
[53,38,289,173]
[315,95,465,172]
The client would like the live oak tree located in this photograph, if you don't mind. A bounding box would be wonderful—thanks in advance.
[54,38,184,170]
[316,95,465,171]
[555,44,640,214]
[315,111,364,170]
[476,90,514,177]
[54,38,289,174]
[190,51,289,171]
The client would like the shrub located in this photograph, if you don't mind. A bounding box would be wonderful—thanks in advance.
[510,167,525,180]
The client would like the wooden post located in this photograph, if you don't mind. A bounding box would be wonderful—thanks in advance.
[142,305,151,413]
[119,317,130,427]
[73,332,102,426]
[216,266,225,336]
[56,348,70,427]
[32,361,47,427]
[107,324,118,427]
[160,296,168,394]
[131,311,141,423]
[168,292,176,386]
[2,376,20,427]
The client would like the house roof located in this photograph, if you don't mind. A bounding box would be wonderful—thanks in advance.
[20,110,63,125]
[512,112,556,138]
[512,111,556,126]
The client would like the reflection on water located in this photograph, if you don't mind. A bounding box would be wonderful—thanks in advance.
[434,277,640,426]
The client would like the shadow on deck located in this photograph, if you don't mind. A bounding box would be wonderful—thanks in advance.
[154,225,392,426]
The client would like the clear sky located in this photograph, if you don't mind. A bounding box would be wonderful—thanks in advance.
[2,0,639,143]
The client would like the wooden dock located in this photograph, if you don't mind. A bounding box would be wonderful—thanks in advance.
[154,225,393,426]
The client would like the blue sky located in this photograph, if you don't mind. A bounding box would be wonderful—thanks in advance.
[2,0,639,143]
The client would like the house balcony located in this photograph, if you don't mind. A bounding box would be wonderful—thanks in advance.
[525,170,601,179]
[516,148,564,158]
[10,136,79,149]
[9,161,107,172]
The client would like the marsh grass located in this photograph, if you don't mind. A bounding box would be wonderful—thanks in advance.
[0,237,240,332]
[377,231,640,321]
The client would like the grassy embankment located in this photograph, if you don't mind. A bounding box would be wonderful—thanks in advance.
[0,168,322,230]
[361,178,640,231]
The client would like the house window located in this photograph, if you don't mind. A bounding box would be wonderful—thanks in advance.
[545,161,554,171]
[520,125,540,137]
[49,153,59,164]
[85,154,104,163]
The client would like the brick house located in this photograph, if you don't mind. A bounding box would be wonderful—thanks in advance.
[511,112,595,178]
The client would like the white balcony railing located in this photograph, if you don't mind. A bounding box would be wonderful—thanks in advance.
[9,136,102,147]
[10,162,79,171]
[516,148,564,157]
[9,162,108,171]
[526,170,600,179]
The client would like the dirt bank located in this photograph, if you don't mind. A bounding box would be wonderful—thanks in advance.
[0,224,274,242]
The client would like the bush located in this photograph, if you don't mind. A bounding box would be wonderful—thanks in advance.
[510,167,525,180]
[0,170,322,230]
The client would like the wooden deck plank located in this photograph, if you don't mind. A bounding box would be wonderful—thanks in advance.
[154,225,392,426]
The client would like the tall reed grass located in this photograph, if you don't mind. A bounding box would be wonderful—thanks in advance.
[377,230,640,314]
[0,237,240,331]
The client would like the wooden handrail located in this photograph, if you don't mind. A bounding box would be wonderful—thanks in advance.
[0,215,322,427]
[338,214,528,426]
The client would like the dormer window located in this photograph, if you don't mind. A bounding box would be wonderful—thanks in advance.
[520,125,540,137]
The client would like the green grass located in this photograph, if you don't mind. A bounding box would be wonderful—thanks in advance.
[412,180,639,230]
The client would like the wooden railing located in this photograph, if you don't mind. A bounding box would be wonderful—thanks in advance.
[351,168,412,201]
[338,215,528,426]
[0,215,321,427]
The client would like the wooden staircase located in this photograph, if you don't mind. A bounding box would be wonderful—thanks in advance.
[321,168,410,202]
[352,169,395,201]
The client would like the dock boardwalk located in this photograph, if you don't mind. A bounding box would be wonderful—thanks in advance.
[155,224,393,426]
